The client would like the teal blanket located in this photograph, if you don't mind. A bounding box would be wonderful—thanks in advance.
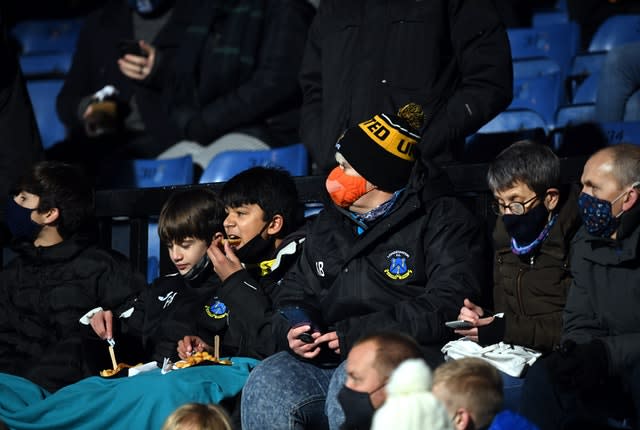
[0,357,259,430]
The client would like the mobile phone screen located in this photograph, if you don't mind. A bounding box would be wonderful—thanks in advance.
[118,40,147,57]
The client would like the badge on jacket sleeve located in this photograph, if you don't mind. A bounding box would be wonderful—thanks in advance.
[384,250,413,280]
[205,298,229,319]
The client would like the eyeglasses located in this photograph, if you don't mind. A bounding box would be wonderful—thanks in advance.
[491,195,538,215]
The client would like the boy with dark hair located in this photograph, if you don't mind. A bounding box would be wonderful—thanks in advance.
[0,160,146,392]
[178,166,306,357]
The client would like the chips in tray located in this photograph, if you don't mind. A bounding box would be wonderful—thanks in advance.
[100,362,140,378]
[172,351,232,369]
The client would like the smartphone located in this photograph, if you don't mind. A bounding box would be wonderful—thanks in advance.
[118,39,147,57]
[445,320,474,330]
[279,306,319,343]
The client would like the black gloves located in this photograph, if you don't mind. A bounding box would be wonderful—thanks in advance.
[545,339,609,391]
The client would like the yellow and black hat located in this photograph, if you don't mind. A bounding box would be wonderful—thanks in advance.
[335,103,424,191]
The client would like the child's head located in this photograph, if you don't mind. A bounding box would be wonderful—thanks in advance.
[432,358,503,430]
[221,167,302,260]
[6,160,93,242]
[158,188,225,278]
[161,403,232,430]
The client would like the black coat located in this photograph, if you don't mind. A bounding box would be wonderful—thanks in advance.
[273,166,488,367]
[0,237,146,392]
[299,0,514,172]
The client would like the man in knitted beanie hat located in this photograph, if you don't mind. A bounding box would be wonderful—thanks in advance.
[242,103,489,430]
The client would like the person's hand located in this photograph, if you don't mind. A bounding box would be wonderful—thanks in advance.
[287,325,322,358]
[82,101,118,137]
[207,237,243,282]
[177,335,211,360]
[314,331,340,355]
[454,298,494,342]
[90,310,114,340]
[546,339,609,391]
[118,40,156,80]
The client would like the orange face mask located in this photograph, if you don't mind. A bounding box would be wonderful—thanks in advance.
[325,166,369,208]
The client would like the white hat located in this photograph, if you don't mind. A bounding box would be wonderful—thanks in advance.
[371,359,453,430]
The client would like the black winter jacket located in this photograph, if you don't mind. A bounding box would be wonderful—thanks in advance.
[0,237,146,392]
[299,0,514,172]
[273,165,488,366]
[563,204,640,376]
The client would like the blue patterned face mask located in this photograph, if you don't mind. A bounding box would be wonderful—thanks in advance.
[577,190,629,238]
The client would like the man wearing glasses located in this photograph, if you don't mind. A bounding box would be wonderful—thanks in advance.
[452,140,582,412]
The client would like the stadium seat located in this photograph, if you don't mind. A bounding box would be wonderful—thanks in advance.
[199,143,309,184]
[510,74,564,127]
[566,51,607,101]
[599,121,640,145]
[11,18,83,55]
[463,109,548,162]
[588,14,640,52]
[572,72,600,104]
[507,22,580,77]
[25,79,66,150]
[127,155,194,282]
[19,51,73,79]
[551,103,597,152]
[513,57,561,80]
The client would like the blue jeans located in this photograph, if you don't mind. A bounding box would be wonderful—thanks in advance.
[241,351,347,430]
[595,41,640,122]
[500,370,525,412]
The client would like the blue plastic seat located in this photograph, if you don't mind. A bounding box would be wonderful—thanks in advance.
[507,22,580,77]
[510,74,564,127]
[599,121,640,145]
[20,52,73,78]
[25,79,67,150]
[464,109,548,162]
[127,155,194,282]
[552,103,597,151]
[199,143,309,184]
[11,18,83,55]
[572,72,600,104]
[588,14,640,52]
[513,57,561,80]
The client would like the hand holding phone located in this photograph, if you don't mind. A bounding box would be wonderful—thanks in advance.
[118,39,148,58]
[445,320,474,330]
[279,306,320,343]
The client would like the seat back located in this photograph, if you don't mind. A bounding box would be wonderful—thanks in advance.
[199,143,309,183]
[19,51,73,79]
[588,14,640,52]
[507,22,580,76]
[552,103,597,153]
[510,74,563,127]
[513,57,562,80]
[25,79,66,150]
[11,18,83,55]
[463,109,548,162]
[132,155,194,188]
[572,72,600,104]
[599,121,640,145]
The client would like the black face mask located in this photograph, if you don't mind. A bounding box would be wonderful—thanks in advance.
[183,253,210,281]
[337,386,375,430]
[234,223,274,264]
[4,197,43,242]
[501,203,549,245]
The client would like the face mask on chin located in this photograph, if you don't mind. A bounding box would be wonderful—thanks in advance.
[338,384,384,430]
[234,222,274,265]
[326,167,372,208]
[4,197,43,242]
[182,253,210,281]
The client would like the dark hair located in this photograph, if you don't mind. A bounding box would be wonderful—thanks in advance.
[353,331,423,379]
[158,188,225,246]
[487,140,560,196]
[14,161,93,239]
[221,167,303,238]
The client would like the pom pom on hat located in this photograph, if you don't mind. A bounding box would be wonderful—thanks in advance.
[370,359,454,430]
[335,103,424,191]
